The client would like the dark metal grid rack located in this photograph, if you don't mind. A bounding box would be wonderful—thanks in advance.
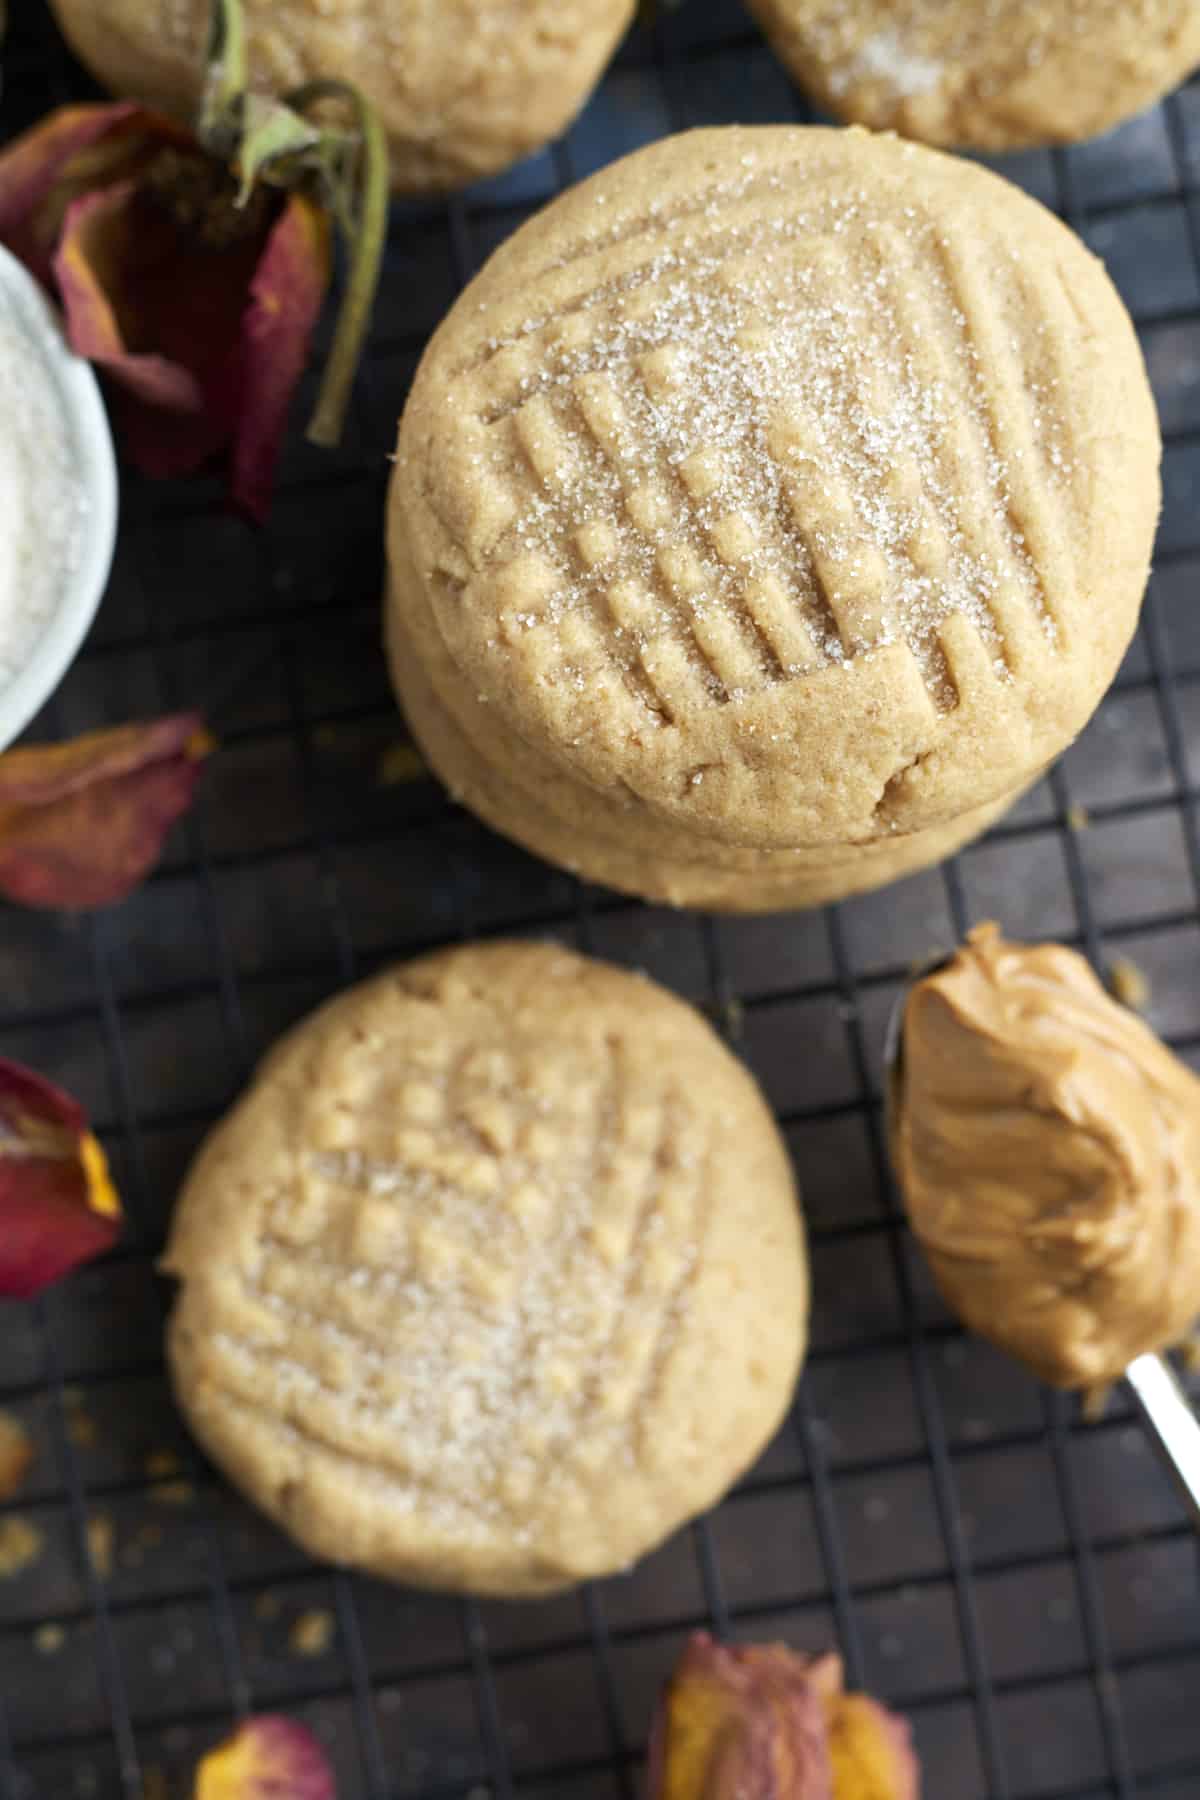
[2,4,1200,1796]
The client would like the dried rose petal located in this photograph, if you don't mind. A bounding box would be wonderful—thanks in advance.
[0,103,332,518]
[55,183,209,417]
[647,1631,833,1799]
[0,1057,121,1299]
[0,103,164,288]
[194,1716,336,1800]
[234,194,332,521]
[810,1654,920,1800]
[827,1690,920,1800]
[0,712,213,909]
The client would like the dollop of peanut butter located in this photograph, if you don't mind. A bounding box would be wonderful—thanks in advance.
[892,922,1200,1387]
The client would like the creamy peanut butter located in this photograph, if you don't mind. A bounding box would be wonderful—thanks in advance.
[892,922,1200,1388]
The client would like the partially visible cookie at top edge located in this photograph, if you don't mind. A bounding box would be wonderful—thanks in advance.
[163,940,807,1595]
[46,0,636,192]
[389,124,1158,852]
[744,0,1200,150]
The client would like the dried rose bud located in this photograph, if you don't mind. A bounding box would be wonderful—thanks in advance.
[0,100,331,519]
[0,1057,121,1298]
[647,1632,834,1798]
[193,1715,336,1799]
[648,1634,920,1800]
[0,712,213,909]
[0,0,388,520]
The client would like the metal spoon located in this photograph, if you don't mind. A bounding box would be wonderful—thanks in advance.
[884,961,1200,1531]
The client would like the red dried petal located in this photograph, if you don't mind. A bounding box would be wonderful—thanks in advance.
[194,1716,337,1800]
[0,713,208,807]
[0,1058,121,1299]
[0,103,176,288]
[233,192,333,521]
[54,185,204,413]
[0,714,213,909]
[53,165,270,480]
[648,1631,834,1800]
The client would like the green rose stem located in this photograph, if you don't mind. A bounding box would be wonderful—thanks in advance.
[293,80,388,449]
[202,0,247,143]
[201,0,387,449]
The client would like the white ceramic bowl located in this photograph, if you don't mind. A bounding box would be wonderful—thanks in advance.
[0,242,117,750]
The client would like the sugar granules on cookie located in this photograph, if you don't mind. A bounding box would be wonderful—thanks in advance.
[487,185,1067,711]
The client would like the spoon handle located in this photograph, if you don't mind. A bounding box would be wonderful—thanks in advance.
[1124,1352,1200,1531]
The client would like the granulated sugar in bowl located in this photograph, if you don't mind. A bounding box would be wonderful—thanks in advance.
[0,242,116,747]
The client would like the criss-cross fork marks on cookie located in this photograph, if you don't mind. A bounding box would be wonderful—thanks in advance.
[453,184,1075,722]
[167,947,806,1586]
[219,1032,710,1539]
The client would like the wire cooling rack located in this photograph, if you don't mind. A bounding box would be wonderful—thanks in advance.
[2,4,1200,1796]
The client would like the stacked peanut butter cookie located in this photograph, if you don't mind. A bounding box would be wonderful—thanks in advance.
[386,124,1160,911]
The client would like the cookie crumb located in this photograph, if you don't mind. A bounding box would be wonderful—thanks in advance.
[144,1449,182,1480]
[66,1408,98,1449]
[0,1515,43,1578]
[378,741,426,787]
[720,996,745,1041]
[253,1589,282,1621]
[151,1479,194,1507]
[1065,803,1089,832]
[87,1513,114,1580]
[62,1386,96,1447]
[1107,957,1150,1013]
[705,994,745,1040]
[0,1410,33,1500]
[289,1608,335,1657]
[1082,1382,1113,1422]
[33,1622,65,1656]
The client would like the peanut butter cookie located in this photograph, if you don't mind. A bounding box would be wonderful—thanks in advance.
[164,942,807,1594]
[48,0,634,192]
[387,125,1159,909]
[746,0,1200,150]
[386,558,1023,909]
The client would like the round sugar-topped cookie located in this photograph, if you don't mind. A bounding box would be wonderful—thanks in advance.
[163,942,807,1595]
[389,126,1158,880]
[48,0,634,192]
[745,0,1200,151]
